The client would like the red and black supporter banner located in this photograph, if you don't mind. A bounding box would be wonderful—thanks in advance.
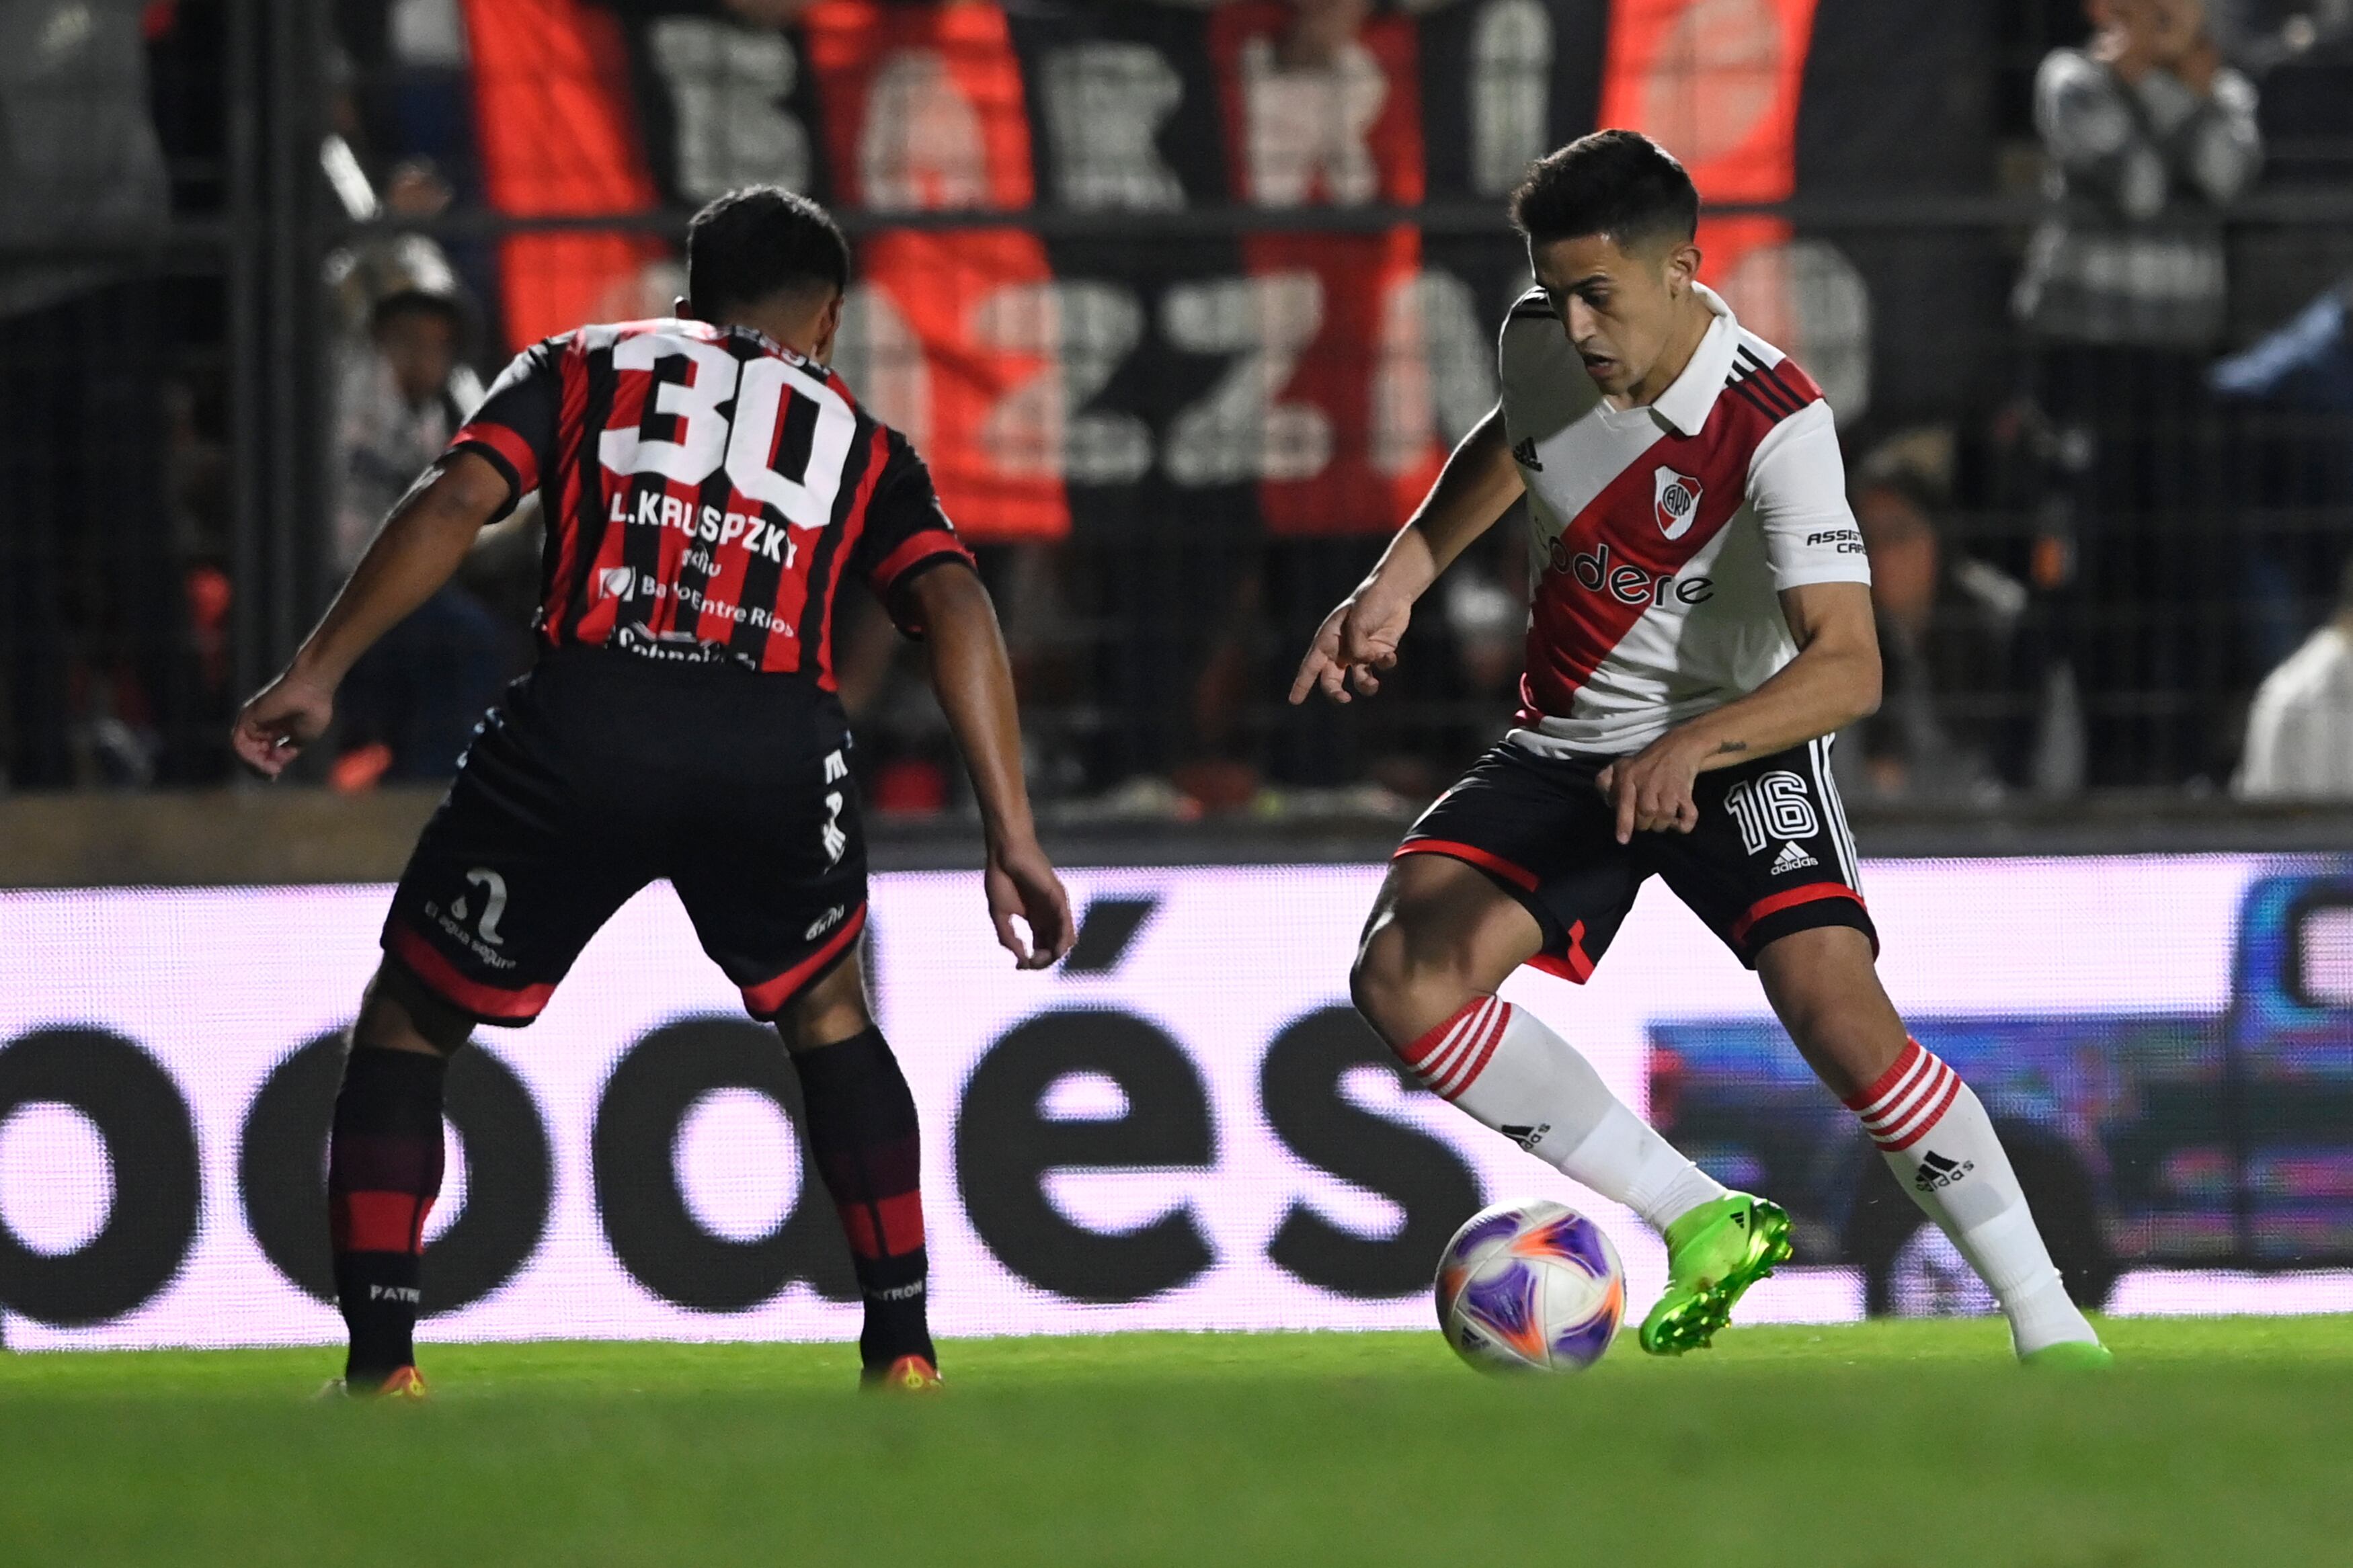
[458,0,1997,542]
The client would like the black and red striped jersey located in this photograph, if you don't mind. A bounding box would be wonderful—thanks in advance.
[448,318,972,684]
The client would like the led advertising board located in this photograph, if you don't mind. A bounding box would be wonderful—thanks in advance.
[1,858,2347,1350]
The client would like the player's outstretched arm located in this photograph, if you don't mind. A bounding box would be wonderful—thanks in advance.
[1289,402,1523,705]
[906,563,1075,971]
[231,450,511,778]
[1596,581,1882,843]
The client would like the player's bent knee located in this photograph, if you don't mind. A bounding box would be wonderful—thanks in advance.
[1353,856,1538,1048]
[1351,905,1477,1049]
[1754,925,1905,1092]
[776,942,875,1053]
[1347,924,1412,1038]
[1755,925,1881,1018]
[355,962,475,1057]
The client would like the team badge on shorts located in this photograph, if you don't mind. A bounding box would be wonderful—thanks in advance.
[1654,466,1703,540]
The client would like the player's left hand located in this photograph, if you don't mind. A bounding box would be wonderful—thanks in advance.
[231,670,337,779]
[1594,735,1706,844]
[986,835,1075,971]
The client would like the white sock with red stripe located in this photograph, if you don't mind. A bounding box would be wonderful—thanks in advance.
[1398,995,1725,1233]
[1847,1040,2099,1357]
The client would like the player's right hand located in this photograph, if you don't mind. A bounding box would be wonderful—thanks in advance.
[986,836,1074,971]
[231,671,337,779]
[1289,587,1412,705]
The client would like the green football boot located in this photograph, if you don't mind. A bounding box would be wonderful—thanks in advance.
[1638,1192,1794,1356]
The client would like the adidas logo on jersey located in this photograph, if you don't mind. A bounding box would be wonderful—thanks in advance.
[1512,436,1543,471]
[1769,839,1817,874]
[1914,1151,1975,1192]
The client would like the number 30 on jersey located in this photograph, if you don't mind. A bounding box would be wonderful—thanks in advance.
[597,333,859,530]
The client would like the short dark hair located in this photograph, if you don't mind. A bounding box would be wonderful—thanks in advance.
[1510,130,1698,251]
[686,185,851,319]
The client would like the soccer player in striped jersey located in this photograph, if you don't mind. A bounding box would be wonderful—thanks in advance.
[1293,132,2108,1367]
[234,186,1074,1395]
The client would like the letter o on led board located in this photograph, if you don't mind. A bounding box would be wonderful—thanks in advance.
[0,1028,200,1327]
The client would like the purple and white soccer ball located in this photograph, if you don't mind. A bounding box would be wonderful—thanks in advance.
[1435,1199,1625,1374]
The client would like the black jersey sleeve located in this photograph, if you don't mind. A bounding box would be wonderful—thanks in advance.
[848,426,976,634]
[448,336,565,521]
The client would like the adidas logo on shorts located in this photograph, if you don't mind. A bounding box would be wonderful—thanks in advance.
[1769,839,1817,875]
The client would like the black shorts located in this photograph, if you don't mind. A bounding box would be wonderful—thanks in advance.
[382,648,868,1026]
[1398,737,1874,982]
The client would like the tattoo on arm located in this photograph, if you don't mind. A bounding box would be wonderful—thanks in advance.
[1714,740,1749,756]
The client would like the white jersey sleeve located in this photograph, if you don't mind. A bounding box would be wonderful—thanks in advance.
[1747,400,1872,592]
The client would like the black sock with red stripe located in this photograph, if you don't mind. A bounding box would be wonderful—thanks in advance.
[327,1046,447,1383]
[790,1028,934,1374]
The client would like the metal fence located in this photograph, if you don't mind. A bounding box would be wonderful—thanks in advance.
[0,0,329,790]
[5,0,2353,817]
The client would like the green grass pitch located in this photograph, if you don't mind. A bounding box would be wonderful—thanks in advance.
[3,1317,2348,1567]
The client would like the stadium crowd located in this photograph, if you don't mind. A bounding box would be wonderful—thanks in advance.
[3,0,2352,809]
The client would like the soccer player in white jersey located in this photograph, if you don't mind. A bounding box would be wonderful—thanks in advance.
[1292,131,2109,1366]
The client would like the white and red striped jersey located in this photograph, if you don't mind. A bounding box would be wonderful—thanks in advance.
[1498,282,1870,757]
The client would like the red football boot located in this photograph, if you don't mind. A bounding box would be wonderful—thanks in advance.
[862,1356,943,1393]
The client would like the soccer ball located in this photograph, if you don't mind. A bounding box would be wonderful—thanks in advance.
[1435,1199,1625,1374]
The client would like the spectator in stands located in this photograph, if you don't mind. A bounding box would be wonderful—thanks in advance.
[2208,274,2353,691]
[328,277,512,788]
[325,159,479,377]
[2013,0,2262,788]
[1840,431,2047,802]
[2236,559,2353,800]
[2015,0,2260,350]
[0,0,176,788]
